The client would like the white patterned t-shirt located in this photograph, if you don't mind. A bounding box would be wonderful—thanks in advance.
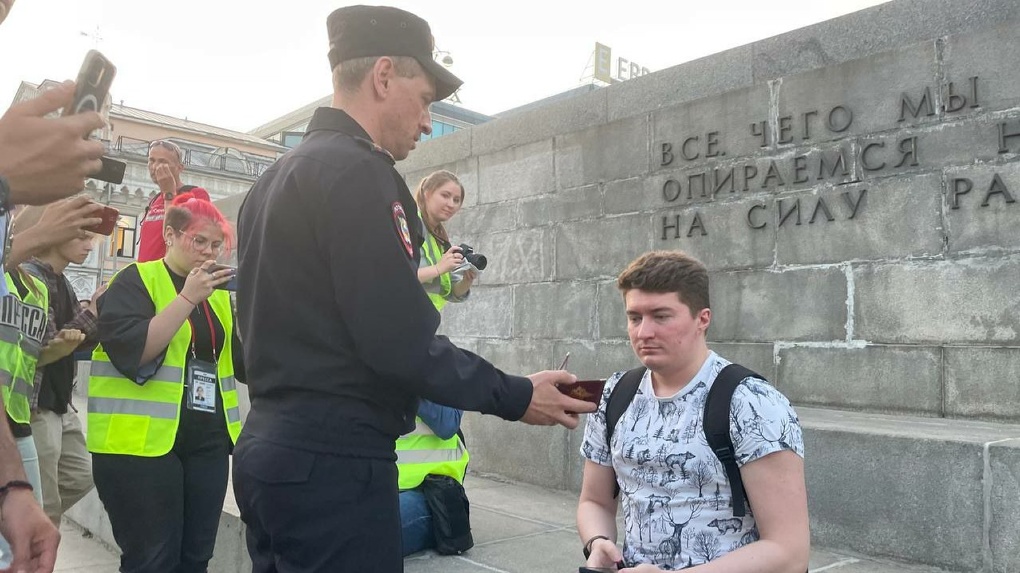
[580,352,804,570]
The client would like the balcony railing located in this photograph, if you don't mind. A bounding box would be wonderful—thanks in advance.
[105,136,276,179]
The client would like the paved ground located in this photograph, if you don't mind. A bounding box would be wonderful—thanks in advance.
[54,473,956,573]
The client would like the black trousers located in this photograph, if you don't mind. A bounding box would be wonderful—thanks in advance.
[92,439,230,573]
[232,432,402,572]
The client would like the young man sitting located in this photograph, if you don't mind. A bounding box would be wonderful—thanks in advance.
[576,251,809,572]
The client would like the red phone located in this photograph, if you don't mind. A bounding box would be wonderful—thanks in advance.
[84,204,119,236]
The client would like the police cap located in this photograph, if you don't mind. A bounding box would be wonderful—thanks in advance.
[326,5,463,102]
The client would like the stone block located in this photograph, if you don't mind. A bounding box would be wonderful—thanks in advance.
[555,214,655,280]
[944,347,1020,421]
[652,84,770,171]
[605,177,659,215]
[853,120,1011,182]
[597,279,628,340]
[440,285,513,338]
[777,345,942,415]
[473,227,555,285]
[945,160,1020,255]
[855,258,1020,344]
[555,116,649,189]
[513,282,596,339]
[709,268,847,342]
[708,342,777,383]
[654,196,777,271]
[477,140,555,204]
[943,20,1020,116]
[447,201,517,237]
[398,128,473,178]
[990,439,1020,573]
[776,41,939,139]
[801,407,1001,571]
[518,185,602,228]
[549,340,640,383]
[775,175,944,265]
[647,141,858,211]
[751,0,1020,82]
[474,339,556,377]
[460,413,570,490]
[472,89,607,156]
[607,45,754,122]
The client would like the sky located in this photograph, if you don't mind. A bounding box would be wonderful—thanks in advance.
[0,0,890,134]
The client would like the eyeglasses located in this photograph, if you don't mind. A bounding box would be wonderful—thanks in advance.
[174,230,223,254]
[148,139,182,160]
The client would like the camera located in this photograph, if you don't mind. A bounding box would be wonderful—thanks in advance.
[457,243,487,271]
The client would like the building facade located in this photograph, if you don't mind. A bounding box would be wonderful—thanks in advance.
[10,81,287,299]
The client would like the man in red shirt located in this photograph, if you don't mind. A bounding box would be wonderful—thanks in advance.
[137,140,210,262]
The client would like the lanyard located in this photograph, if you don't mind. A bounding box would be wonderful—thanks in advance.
[186,300,218,363]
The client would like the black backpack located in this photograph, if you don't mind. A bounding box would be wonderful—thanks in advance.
[604,364,760,518]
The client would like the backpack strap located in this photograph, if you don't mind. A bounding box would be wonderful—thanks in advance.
[604,367,645,499]
[704,363,762,518]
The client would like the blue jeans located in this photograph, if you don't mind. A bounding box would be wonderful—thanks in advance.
[399,489,434,556]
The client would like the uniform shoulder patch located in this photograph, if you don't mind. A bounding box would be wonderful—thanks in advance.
[392,202,413,257]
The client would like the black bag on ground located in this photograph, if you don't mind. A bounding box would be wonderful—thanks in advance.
[420,475,474,555]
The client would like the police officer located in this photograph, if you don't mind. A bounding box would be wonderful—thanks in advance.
[233,5,594,572]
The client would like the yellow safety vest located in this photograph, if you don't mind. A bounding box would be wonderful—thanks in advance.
[0,272,49,424]
[396,417,470,490]
[87,261,241,456]
[419,224,452,312]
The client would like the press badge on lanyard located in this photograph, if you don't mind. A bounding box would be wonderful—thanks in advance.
[186,301,218,414]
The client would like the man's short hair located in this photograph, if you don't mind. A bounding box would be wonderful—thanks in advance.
[332,56,423,94]
[617,250,710,315]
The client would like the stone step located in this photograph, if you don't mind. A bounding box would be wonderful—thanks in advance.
[799,407,1020,573]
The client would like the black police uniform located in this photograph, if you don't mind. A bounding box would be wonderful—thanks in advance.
[232,106,535,572]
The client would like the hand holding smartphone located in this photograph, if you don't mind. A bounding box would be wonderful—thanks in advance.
[63,49,126,184]
[83,204,119,236]
[207,264,238,291]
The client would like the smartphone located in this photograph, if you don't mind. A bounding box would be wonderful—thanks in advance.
[557,379,607,405]
[84,204,120,236]
[207,264,238,291]
[63,50,116,118]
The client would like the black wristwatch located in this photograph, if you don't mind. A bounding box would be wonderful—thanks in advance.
[583,534,611,559]
[0,175,11,215]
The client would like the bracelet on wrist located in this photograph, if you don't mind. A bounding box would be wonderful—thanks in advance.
[0,480,34,511]
[179,293,197,306]
[583,534,612,559]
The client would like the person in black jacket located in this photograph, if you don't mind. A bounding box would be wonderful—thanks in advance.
[232,5,593,572]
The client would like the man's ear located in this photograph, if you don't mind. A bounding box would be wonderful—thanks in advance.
[371,56,396,99]
[698,308,712,334]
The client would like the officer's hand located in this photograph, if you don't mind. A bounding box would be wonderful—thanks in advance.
[0,487,61,573]
[0,80,106,205]
[520,370,595,429]
[181,260,234,304]
[437,246,465,275]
